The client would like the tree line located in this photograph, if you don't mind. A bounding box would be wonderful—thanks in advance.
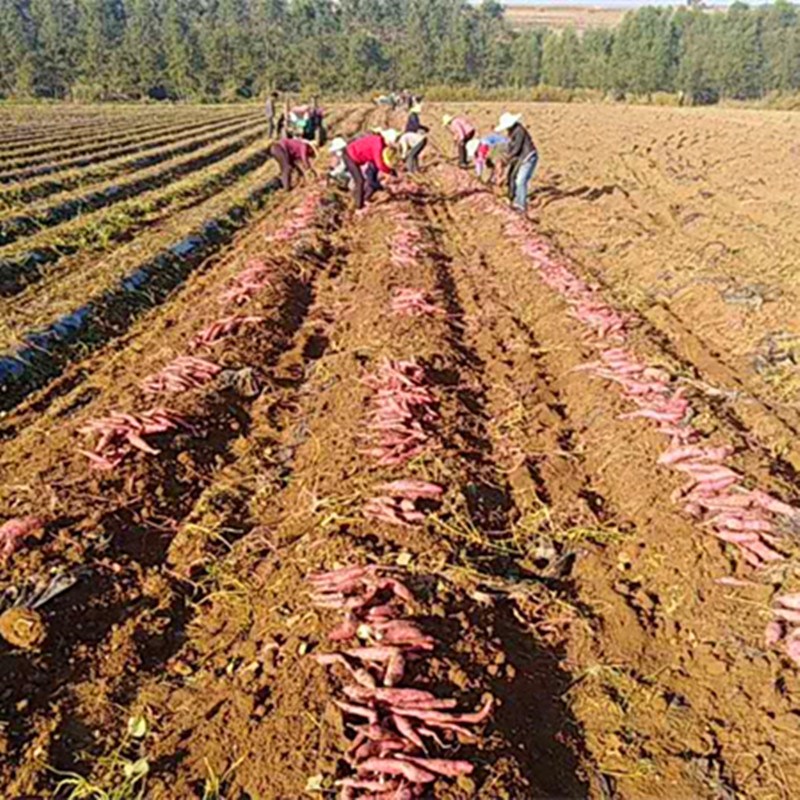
[0,0,798,104]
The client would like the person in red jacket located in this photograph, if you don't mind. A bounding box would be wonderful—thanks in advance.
[331,129,399,210]
[269,137,318,191]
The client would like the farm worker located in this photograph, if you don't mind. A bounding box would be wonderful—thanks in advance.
[327,140,351,190]
[303,98,327,147]
[405,104,428,135]
[331,129,398,210]
[442,113,476,168]
[265,91,279,137]
[469,133,508,184]
[276,99,290,137]
[466,139,481,175]
[398,130,427,174]
[269,137,317,191]
[496,112,538,213]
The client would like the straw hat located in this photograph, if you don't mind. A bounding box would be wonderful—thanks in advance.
[495,112,522,132]
[381,128,400,145]
[442,114,454,126]
[329,137,347,153]
[465,139,480,160]
[383,147,399,168]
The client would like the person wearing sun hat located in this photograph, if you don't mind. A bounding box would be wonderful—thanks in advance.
[442,113,476,168]
[496,111,538,214]
[399,128,428,173]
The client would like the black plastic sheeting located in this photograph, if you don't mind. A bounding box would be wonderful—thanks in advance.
[0,176,281,412]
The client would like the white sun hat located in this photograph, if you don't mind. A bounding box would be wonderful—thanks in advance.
[381,128,400,145]
[465,139,480,160]
[329,137,347,153]
[495,112,522,132]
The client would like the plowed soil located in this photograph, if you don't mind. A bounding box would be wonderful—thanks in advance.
[1,102,799,800]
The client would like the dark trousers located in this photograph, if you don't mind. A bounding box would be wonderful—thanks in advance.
[344,153,382,210]
[269,143,293,191]
[405,138,427,173]
[458,131,474,167]
[507,158,519,201]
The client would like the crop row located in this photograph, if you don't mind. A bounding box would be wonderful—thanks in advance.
[0,121,268,246]
[0,136,279,298]
[0,108,258,179]
[0,106,357,410]
[0,106,194,149]
[0,115,264,209]
[0,168,284,411]
[0,106,249,163]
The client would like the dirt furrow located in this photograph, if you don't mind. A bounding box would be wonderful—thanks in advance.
[430,164,800,799]
[0,186,347,796]
[85,182,595,799]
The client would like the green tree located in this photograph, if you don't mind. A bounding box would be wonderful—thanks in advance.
[542,28,580,88]
[30,0,78,97]
[509,29,544,88]
[120,0,165,98]
[611,7,677,96]
[163,0,203,99]
[710,2,764,99]
[579,27,614,91]
[761,0,800,92]
[0,0,31,96]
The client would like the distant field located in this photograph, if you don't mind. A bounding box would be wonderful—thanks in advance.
[504,3,629,31]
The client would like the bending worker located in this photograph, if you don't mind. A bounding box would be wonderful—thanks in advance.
[467,133,508,184]
[330,129,399,210]
[405,103,428,135]
[496,112,538,214]
[269,137,317,191]
[399,129,427,174]
[442,113,476,168]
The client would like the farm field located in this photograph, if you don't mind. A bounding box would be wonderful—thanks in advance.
[504,4,628,32]
[1,101,799,799]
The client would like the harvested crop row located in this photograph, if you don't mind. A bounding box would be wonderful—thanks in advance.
[0,186,347,796]
[0,119,269,246]
[310,563,492,797]
[459,170,800,574]
[0,112,271,211]
[429,161,800,797]
[74,179,575,798]
[0,107,253,172]
[0,108,259,182]
[437,102,800,468]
